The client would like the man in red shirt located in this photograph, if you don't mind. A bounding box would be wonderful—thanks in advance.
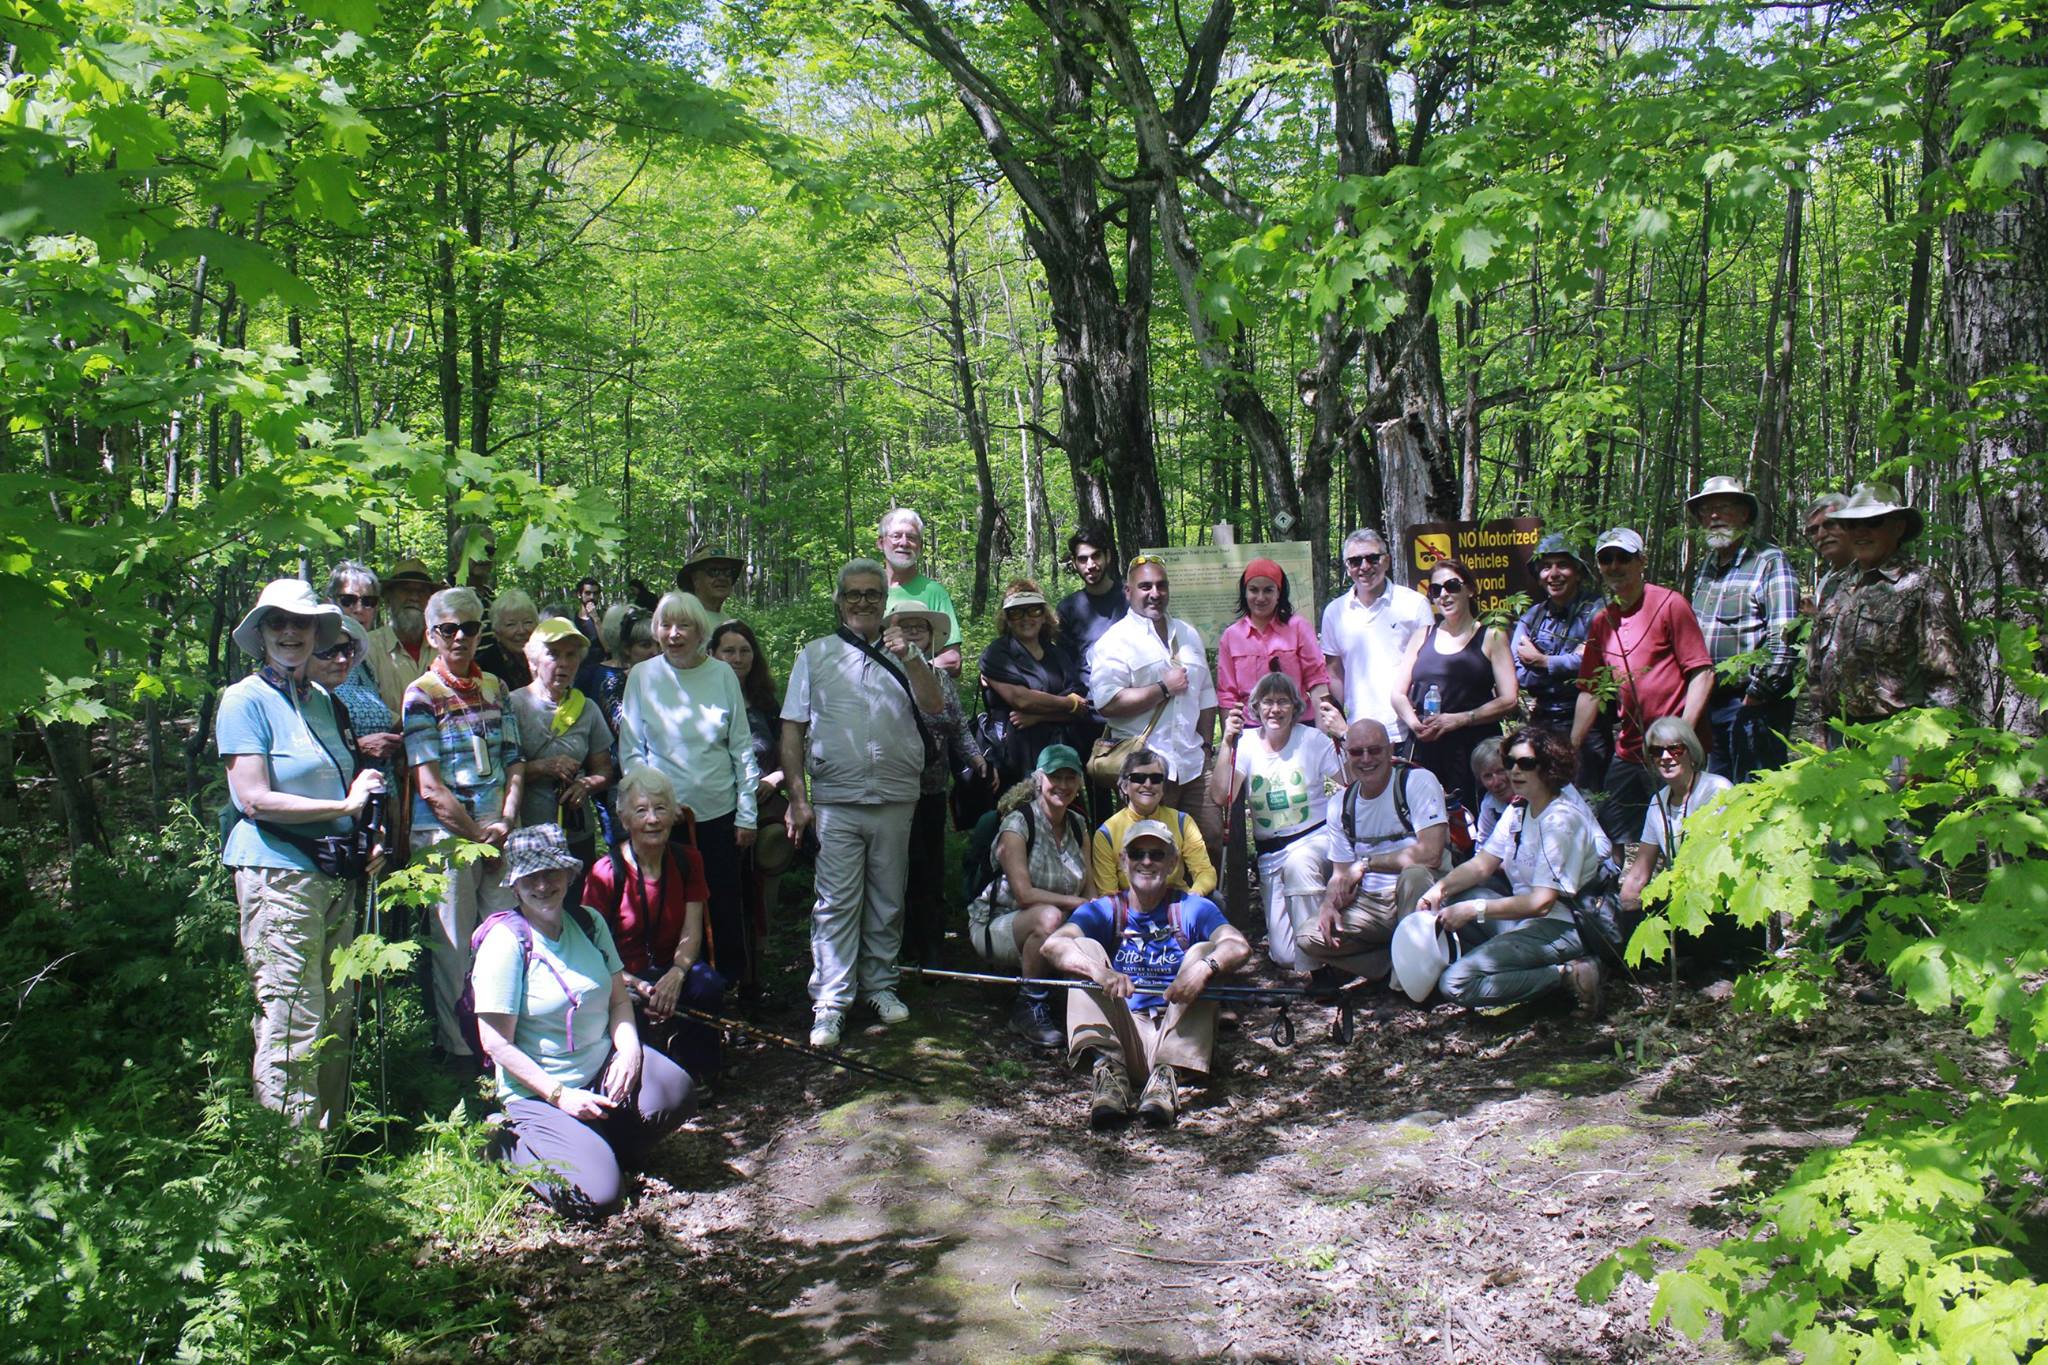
[1570,528,1714,850]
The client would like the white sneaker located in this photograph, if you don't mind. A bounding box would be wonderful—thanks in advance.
[810,1010,844,1048]
[868,990,910,1025]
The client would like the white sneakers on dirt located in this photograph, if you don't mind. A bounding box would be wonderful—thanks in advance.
[810,1009,844,1049]
[868,990,910,1025]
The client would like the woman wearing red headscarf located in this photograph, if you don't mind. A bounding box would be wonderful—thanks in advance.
[1214,558,1337,723]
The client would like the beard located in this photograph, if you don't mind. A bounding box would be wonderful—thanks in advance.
[881,547,917,573]
[1704,526,1740,551]
[392,604,426,637]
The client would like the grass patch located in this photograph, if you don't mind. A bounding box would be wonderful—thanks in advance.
[1520,1059,1627,1091]
[1531,1123,1634,1158]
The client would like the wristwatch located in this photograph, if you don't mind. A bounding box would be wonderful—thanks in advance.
[545,1081,565,1105]
[1476,902,1489,924]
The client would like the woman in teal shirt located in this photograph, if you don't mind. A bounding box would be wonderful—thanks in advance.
[473,823,695,1219]
[218,578,384,1131]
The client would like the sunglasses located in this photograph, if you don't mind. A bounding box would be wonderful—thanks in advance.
[1343,746,1388,759]
[430,619,484,639]
[1126,846,1172,864]
[1596,550,1638,566]
[1426,581,1466,597]
[1127,554,1167,572]
[264,612,320,631]
[1649,744,1691,761]
[1505,754,1542,771]
[1345,552,1386,568]
[1123,771,1166,785]
[333,593,380,610]
[313,641,360,661]
[1005,604,1045,616]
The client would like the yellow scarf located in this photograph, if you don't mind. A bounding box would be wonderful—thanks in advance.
[549,686,588,736]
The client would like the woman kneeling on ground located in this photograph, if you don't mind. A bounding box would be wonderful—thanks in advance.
[1415,726,1605,1015]
[474,823,695,1220]
[970,744,1095,1050]
[1089,747,1217,897]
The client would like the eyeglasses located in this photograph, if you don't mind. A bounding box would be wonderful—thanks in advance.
[1505,754,1542,771]
[313,641,360,661]
[839,589,886,604]
[1649,744,1690,761]
[1596,550,1638,566]
[1123,772,1166,785]
[1425,581,1466,597]
[333,593,380,610]
[1345,552,1386,568]
[1126,846,1172,864]
[430,619,484,639]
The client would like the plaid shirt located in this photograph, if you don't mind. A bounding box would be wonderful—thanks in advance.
[1691,539,1799,701]
[402,666,521,831]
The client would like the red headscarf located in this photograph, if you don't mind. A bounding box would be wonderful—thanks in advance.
[1240,557,1286,588]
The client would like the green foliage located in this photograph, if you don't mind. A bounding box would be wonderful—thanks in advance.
[1588,635,2048,1359]
[0,807,519,1360]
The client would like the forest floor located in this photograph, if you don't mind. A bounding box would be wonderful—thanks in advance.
[429,930,1997,1364]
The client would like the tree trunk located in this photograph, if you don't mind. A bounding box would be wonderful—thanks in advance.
[1747,180,1805,536]
[37,718,106,856]
[1944,49,2048,733]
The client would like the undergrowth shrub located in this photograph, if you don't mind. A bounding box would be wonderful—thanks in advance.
[1581,630,2048,1362]
[0,807,520,1362]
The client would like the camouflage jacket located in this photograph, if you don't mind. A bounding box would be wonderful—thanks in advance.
[1797,555,1965,738]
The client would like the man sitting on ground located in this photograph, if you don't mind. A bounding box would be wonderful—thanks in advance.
[1042,821,1250,1131]
[1302,719,1448,988]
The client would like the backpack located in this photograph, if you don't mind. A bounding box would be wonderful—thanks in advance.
[1340,765,1414,846]
[456,903,602,1075]
[964,804,1088,911]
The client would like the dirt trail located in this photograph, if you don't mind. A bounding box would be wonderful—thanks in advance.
[455,966,1987,1363]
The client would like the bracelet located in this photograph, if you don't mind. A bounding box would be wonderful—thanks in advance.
[545,1081,565,1106]
[1069,695,1084,714]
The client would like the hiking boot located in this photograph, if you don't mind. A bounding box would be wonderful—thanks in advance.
[1089,1058,1132,1130]
[1305,966,1348,1002]
[1009,992,1064,1049]
[1564,958,1603,1018]
[868,990,910,1025]
[809,1009,844,1049]
[1137,1065,1178,1128]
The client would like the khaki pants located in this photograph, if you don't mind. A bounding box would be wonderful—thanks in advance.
[234,866,357,1129]
[1295,865,1436,979]
[1066,988,1217,1079]
[414,831,517,1055]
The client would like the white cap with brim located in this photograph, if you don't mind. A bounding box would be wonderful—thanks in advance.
[1594,527,1646,557]
[1828,482,1924,542]
[1121,818,1181,853]
[232,579,345,658]
[883,600,952,641]
[1001,589,1049,611]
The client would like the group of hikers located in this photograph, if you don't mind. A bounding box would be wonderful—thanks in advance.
[214,478,1960,1218]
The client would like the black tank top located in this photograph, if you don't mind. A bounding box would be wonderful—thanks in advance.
[1408,624,1494,716]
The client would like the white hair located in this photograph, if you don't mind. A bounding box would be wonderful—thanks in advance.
[615,765,678,812]
[490,588,537,630]
[652,590,716,642]
[425,586,482,626]
[1342,528,1388,554]
[837,559,887,593]
[878,508,925,540]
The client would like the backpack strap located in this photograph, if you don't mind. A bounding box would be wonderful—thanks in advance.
[1394,766,1413,838]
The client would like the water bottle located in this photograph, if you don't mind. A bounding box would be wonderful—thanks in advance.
[1422,684,1442,719]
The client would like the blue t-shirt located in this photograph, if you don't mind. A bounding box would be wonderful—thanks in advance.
[217,673,357,872]
[1067,890,1227,1011]
[470,910,624,1103]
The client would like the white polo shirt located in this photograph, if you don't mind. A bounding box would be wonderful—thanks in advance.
[1319,583,1432,741]
[1087,612,1217,784]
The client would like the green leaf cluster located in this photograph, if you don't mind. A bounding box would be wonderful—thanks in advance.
[1587,634,2048,1359]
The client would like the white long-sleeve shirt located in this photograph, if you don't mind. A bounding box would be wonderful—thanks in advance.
[619,654,759,828]
[1087,613,1216,784]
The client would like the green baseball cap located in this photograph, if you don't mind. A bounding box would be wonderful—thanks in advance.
[1035,744,1084,775]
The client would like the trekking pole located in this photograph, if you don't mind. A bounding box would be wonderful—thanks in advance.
[672,1007,924,1090]
[908,966,1328,1047]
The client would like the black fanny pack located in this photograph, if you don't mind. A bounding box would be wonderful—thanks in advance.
[234,813,372,880]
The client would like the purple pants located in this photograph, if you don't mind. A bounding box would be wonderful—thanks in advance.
[496,1047,695,1219]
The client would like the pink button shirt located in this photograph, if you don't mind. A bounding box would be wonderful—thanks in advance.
[1216,613,1332,716]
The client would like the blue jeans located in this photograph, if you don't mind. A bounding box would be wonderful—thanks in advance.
[1706,694,1792,783]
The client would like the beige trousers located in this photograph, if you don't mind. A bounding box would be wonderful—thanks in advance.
[234,866,357,1129]
[1295,864,1436,979]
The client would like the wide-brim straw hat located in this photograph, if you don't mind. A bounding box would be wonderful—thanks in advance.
[1829,482,1924,542]
[232,579,346,658]
[1685,475,1761,523]
[883,598,952,642]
